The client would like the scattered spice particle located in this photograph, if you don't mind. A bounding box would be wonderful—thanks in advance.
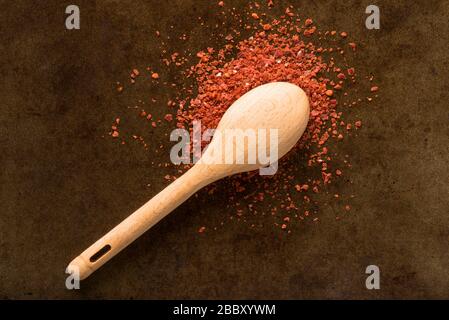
[164,114,173,122]
[285,7,294,17]
[263,23,272,31]
[109,4,376,232]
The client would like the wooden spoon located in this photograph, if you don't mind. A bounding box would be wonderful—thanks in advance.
[67,82,309,280]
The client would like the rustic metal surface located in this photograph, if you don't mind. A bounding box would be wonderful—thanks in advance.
[1,0,448,299]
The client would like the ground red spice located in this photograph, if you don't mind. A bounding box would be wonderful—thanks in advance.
[110,2,378,233]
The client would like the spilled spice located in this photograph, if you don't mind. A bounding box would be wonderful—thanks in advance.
[108,2,379,233]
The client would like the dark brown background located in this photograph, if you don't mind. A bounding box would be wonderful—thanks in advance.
[1,0,448,299]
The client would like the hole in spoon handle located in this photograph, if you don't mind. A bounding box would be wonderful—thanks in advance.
[89,244,112,263]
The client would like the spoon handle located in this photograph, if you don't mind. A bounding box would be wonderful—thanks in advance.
[67,165,211,280]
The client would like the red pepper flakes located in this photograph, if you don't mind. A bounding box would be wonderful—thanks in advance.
[303,26,316,37]
[334,84,342,90]
[322,172,331,184]
[355,120,362,128]
[285,7,294,17]
[109,4,376,233]
[263,23,272,31]
[198,226,206,233]
[112,131,119,138]
[131,69,140,78]
[164,114,173,122]
[370,86,379,92]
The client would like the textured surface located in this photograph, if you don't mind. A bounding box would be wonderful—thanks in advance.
[1,0,448,299]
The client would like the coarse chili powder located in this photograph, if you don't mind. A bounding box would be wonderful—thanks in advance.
[109,2,378,232]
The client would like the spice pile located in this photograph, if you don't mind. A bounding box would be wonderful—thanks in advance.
[108,1,379,232]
